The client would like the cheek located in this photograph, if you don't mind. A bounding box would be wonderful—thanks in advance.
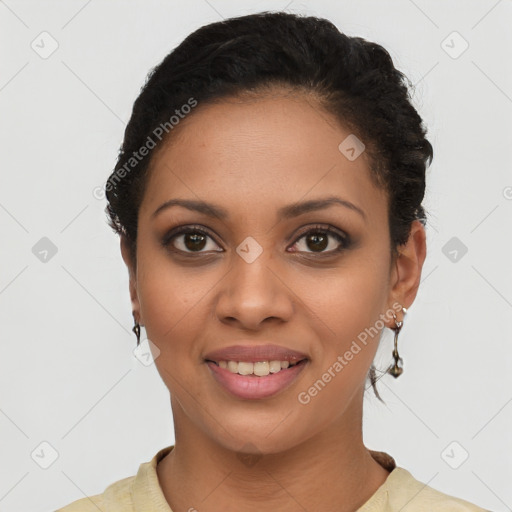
[135,243,222,365]
[301,260,391,401]
[294,268,388,421]
[135,243,193,347]
[137,236,205,332]
[136,261,207,396]
[308,259,389,341]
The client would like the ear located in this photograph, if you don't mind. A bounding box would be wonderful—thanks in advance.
[386,220,427,326]
[120,234,142,325]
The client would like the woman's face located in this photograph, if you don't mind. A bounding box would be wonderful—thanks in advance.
[122,91,424,454]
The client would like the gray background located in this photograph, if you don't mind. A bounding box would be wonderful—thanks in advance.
[1,1,511,511]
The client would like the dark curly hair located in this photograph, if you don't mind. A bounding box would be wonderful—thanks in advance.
[104,11,433,403]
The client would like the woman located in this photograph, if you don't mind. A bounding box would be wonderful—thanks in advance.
[57,11,489,512]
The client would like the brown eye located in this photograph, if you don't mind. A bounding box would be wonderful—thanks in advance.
[290,226,349,254]
[162,226,222,253]
[182,232,207,251]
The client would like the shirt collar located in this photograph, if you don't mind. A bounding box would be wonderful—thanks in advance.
[132,445,398,512]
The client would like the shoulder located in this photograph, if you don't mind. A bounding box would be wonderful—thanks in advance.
[386,467,490,511]
[55,474,135,511]
[54,445,175,512]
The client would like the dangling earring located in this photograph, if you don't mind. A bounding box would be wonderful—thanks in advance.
[132,312,141,347]
[387,307,406,378]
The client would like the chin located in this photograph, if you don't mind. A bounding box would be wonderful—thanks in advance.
[206,418,306,457]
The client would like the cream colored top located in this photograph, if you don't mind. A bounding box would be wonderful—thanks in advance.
[56,445,489,511]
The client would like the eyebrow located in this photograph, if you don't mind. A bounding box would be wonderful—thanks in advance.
[151,196,367,222]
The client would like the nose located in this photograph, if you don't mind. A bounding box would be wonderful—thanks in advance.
[214,248,294,331]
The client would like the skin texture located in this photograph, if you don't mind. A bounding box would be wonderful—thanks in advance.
[120,91,427,512]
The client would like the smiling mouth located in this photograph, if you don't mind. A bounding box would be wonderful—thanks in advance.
[205,359,307,377]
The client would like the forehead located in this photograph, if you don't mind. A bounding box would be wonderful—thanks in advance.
[140,93,387,224]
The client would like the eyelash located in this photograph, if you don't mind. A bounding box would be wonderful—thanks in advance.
[161,223,350,256]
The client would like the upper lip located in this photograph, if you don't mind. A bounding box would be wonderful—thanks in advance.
[204,344,308,363]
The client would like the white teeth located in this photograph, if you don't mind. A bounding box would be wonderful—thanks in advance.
[269,361,281,373]
[213,359,303,376]
[238,362,253,375]
[253,361,269,376]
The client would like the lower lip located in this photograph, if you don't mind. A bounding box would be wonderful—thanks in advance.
[206,360,307,400]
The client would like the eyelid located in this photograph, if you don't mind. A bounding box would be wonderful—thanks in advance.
[291,223,347,241]
[161,224,221,249]
[288,223,349,253]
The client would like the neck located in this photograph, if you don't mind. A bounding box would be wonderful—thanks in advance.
[157,387,390,512]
